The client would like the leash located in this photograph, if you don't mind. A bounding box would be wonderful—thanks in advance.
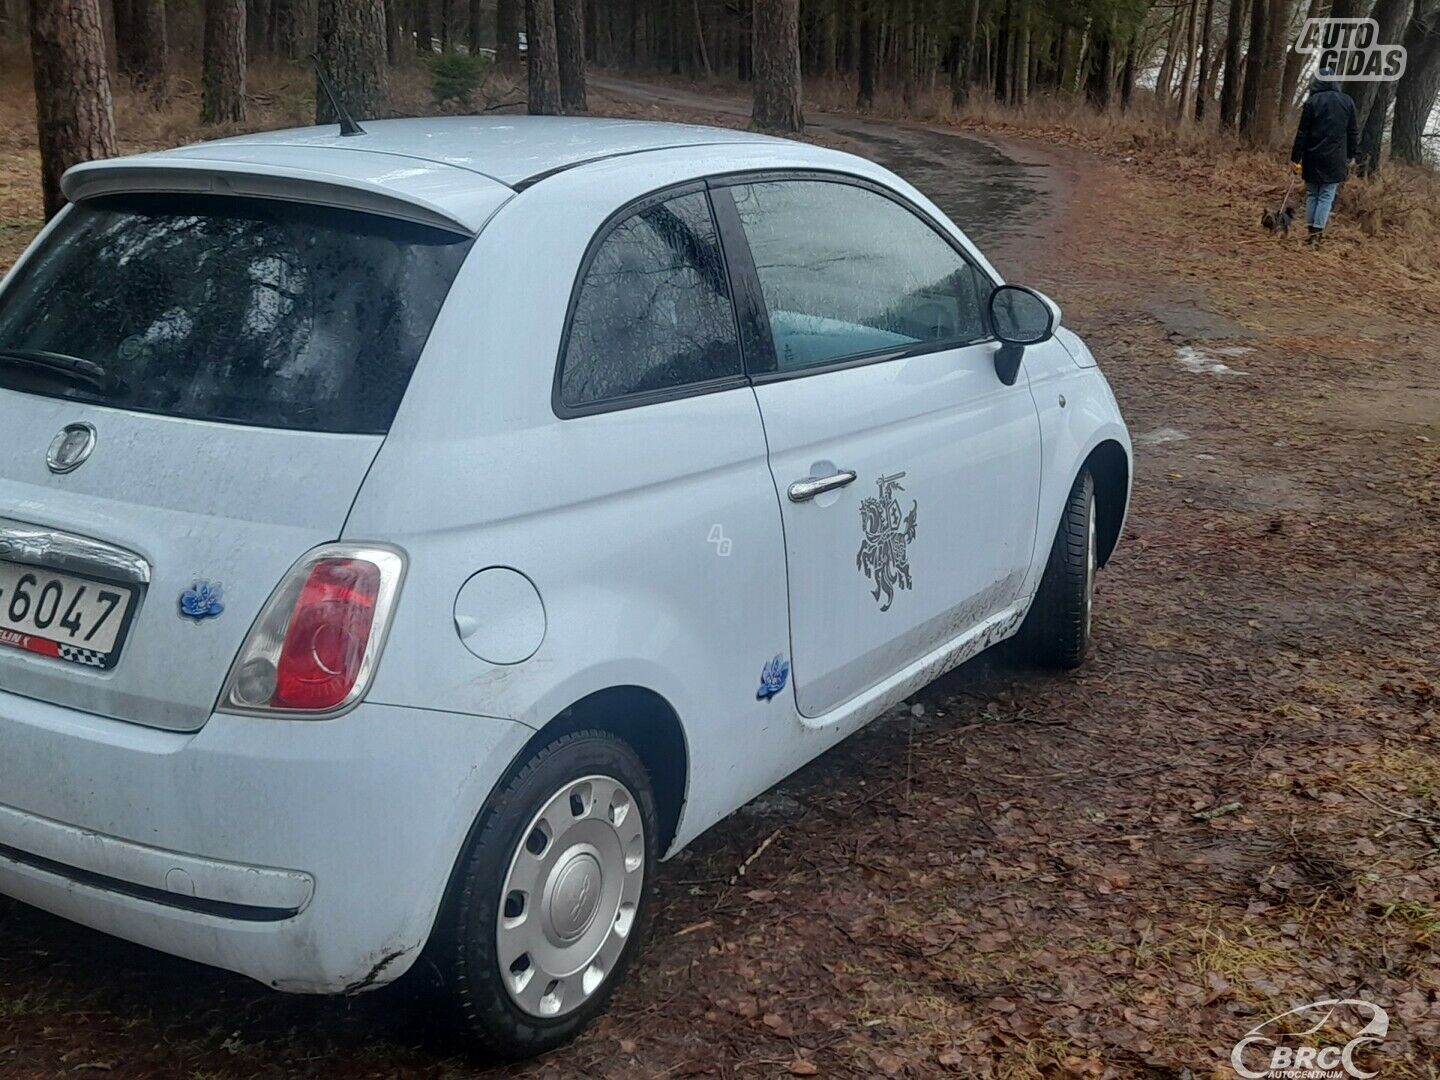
[1279,173,1297,214]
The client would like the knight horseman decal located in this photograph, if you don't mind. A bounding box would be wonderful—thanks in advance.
[856,472,919,611]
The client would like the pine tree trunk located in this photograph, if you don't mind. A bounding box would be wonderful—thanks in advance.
[271,0,303,58]
[1013,0,1029,107]
[387,0,405,62]
[113,0,135,72]
[315,0,386,123]
[414,0,433,52]
[467,0,481,54]
[527,0,562,113]
[30,0,116,219]
[555,0,586,110]
[692,0,712,76]
[857,4,875,106]
[246,0,270,55]
[115,0,167,99]
[949,0,977,107]
[201,0,246,124]
[900,0,916,109]
[752,0,801,131]
[496,0,518,65]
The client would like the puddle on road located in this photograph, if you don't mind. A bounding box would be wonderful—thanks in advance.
[830,124,1046,257]
[1175,344,1252,376]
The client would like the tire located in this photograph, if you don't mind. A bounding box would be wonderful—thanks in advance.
[427,729,658,1060]
[1021,469,1097,669]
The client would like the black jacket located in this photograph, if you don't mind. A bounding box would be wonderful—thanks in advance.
[1291,77,1359,185]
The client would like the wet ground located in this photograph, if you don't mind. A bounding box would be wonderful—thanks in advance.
[1,82,1438,1078]
[589,76,1054,269]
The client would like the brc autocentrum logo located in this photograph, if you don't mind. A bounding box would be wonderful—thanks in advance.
[1230,999,1388,1080]
[1296,17,1407,81]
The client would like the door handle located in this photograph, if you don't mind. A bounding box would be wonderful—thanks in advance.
[788,470,858,503]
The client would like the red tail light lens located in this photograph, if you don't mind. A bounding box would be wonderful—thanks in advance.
[272,559,381,711]
[219,544,406,719]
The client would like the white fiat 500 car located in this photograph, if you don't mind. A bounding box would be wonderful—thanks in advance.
[0,117,1129,1057]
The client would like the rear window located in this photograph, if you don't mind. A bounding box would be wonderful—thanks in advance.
[0,193,472,434]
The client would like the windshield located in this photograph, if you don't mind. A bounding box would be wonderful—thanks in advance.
[0,193,472,434]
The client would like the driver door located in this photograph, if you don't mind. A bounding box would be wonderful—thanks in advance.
[715,177,1043,719]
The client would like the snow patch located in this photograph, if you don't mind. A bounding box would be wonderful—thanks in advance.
[1175,344,1252,376]
[1135,427,1190,446]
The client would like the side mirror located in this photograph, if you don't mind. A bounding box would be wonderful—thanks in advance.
[988,284,1057,386]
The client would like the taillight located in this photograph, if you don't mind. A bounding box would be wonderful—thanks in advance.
[219,544,405,718]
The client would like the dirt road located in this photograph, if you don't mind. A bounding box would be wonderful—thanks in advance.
[2,84,1438,1078]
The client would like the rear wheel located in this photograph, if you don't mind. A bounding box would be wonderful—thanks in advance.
[429,729,657,1059]
[1021,469,1096,669]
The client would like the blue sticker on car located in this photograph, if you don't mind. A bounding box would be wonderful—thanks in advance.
[179,581,225,622]
[756,655,790,701]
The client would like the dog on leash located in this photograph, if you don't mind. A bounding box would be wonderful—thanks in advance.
[1261,205,1296,237]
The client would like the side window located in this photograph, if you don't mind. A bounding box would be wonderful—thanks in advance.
[559,190,743,410]
[729,179,991,373]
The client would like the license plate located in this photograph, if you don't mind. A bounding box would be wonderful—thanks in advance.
[0,560,137,670]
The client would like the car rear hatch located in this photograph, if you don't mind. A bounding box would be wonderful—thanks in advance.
[0,166,493,732]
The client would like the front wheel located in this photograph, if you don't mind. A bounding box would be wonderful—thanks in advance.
[1020,469,1097,668]
[428,729,657,1059]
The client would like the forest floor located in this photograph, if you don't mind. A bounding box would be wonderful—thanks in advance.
[1,69,1440,1078]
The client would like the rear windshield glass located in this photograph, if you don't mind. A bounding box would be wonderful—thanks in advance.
[0,193,472,434]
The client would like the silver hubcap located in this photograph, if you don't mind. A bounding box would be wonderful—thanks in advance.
[497,775,645,1018]
[1084,494,1097,640]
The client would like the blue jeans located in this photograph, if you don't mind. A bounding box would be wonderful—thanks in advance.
[1306,181,1339,229]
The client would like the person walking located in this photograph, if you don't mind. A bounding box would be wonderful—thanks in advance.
[1290,67,1359,247]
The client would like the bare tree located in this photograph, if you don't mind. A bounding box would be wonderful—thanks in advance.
[201,0,246,124]
[30,0,116,219]
[752,0,802,131]
[1238,0,1267,138]
[555,0,587,111]
[1391,5,1440,164]
[1194,0,1217,119]
[1217,0,1246,127]
[527,0,562,114]
[315,0,388,123]
[1176,0,1200,121]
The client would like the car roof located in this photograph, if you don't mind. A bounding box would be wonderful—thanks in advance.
[61,116,812,236]
[190,116,796,186]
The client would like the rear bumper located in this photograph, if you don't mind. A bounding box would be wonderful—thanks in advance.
[0,690,531,992]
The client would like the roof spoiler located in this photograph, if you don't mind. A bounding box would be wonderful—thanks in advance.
[61,158,477,236]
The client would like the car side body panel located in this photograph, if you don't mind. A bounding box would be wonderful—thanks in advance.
[347,143,1129,854]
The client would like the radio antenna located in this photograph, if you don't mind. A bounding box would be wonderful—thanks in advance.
[310,54,367,138]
